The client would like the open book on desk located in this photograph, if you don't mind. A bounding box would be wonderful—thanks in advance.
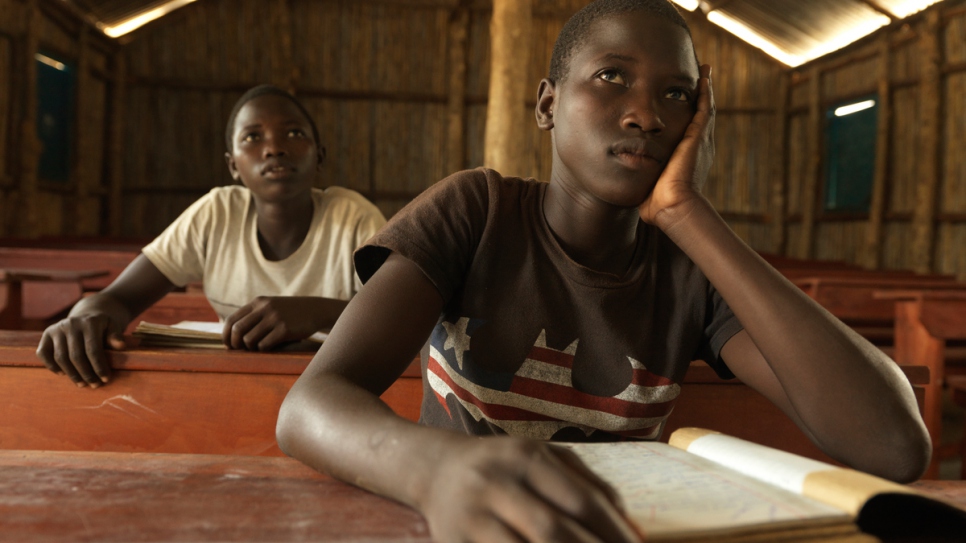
[564,428,966,542]
[133,321,328,349]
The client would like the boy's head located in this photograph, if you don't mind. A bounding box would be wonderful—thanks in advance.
[549,0,693,83]
[225,85,321,153]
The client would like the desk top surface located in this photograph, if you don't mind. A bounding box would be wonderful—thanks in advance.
[0,450,430,542]
[0,449,963,542]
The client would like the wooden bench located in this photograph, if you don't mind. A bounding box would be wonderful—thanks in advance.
[0,268,109,330]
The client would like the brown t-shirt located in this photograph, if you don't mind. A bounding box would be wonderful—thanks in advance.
[355,168,742,442]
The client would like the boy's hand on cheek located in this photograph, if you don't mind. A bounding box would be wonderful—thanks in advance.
[421,437,640,543]
[639,64,715,230]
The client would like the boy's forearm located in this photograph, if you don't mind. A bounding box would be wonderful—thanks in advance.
[277,372,461,509]
[302,297,350,331]
[657,196,929,479]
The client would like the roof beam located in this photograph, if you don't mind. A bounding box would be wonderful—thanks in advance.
[856,0,899,22]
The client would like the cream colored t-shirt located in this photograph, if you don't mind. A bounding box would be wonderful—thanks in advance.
[142,185,386,320]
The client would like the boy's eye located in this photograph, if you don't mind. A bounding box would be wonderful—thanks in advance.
[666,88,691,102]
[597,69,627,86]
[241,133,260,143]
[288,129,306,138]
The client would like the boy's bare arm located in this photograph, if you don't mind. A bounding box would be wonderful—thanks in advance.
[221,296,348,350]
[36,254,176,387]
[642,66,929,482]
[276,253,640,543]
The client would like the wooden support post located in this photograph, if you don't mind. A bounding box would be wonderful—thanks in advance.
[911,10,942,274]
[20,0,41,238]
[770,73,789,255]
[108,54,126,237]
[445,7,469,175]
[71,27,95,235]
[861,36,892,270]
[483,0,531,177]
[798,67,822,259]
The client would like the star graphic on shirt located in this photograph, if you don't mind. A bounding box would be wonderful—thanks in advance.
[442,317,472,370]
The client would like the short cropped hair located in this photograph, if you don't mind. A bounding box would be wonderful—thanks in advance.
[549,0,693,83]
[224,84,321,152]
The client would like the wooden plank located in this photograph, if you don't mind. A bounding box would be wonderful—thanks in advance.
[891,296,966,479]
[797,66,821,259]
[70,27,90,233]
[19,0,40,238]
[770,73,789,255]
[860,35,891,270]
[483,0,531,177]
[445,5,469,175]
[0,246,138,289]
[108,54,126,237]
[911,10,942,274]
[0,330,421,455]
[0,450,432,542]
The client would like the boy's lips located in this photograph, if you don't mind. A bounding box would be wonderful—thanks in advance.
[261,161,296,177]
[610,140,665,166]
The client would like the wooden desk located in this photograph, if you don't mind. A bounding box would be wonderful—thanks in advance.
[0,247,138,290]
[875,291,966,479]
[0,450,430,542]
[0,268,108,329]
[0,450,962,543]
[0,331,421,455]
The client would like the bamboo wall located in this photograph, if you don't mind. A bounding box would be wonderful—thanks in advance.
[784,0,966,278]
[108,0,785,244]
[0,0,116,238]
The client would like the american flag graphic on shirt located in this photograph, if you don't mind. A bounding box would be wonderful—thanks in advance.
[427,317,681,440]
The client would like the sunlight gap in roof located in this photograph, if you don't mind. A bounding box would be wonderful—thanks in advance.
[101,0,197,38]
[671,0,945,67]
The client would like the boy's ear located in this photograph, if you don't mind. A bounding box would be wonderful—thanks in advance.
[535,78,556,131]
[225,152,241,182]
[316,145,326,171]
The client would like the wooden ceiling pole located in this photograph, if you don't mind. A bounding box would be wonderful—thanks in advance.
[483,0,532,177]
[856,0,899,23]
[911,10,943,274]
[860,35,892,270]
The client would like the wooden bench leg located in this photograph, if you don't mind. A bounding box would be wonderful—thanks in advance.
[895,301,946,479]
[0,280,24,330]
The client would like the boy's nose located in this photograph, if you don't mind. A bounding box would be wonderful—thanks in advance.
[263,138,287,157]
[621,99,665,134]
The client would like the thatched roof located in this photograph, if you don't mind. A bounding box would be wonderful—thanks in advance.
[66,0,951,65]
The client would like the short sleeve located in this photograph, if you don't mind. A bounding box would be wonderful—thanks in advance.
[140,191,215,287]
[694,283,744,379]
[354,169,490,302]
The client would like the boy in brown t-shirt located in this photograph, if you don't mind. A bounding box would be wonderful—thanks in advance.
[277,1,930,541]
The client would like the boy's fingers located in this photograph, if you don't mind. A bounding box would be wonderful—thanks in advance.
[36,333,62,374]
[51,333,85,386]
[490,481,605,543]
[552,447,625,511]
[107,333,128,351]
[67,330,101,387]
[223,305,253,346]
[523,450,640,543]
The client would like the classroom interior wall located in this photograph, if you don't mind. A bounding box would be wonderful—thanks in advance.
[784,1,966,278]
[0,0,964,279]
